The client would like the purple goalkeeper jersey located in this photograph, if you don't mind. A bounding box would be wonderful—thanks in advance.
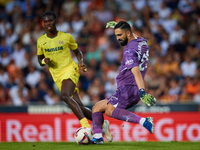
[116,37,149,88]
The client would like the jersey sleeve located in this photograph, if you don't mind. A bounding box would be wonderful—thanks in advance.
[124,49,139,70]
[37,38,44,55]
[69,34,78,50]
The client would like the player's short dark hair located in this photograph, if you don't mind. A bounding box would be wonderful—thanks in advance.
[42,10,57,19]
[114,21,132,32]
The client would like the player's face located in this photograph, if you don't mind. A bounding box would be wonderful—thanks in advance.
[43,15,56,32]
[115,28,128,46]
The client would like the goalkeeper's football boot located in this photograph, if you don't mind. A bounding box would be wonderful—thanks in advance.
[143,117,154,134]
[102,120,113,142]
[91,137,104,144]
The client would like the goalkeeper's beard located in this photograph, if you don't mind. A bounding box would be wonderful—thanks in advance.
[119,37,128,46]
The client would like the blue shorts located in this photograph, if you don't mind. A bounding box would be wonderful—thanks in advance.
[107,85,140,109]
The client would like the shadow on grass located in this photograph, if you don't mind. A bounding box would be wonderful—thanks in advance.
[58,141,166,148]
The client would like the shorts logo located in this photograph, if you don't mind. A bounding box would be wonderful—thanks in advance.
[59,40,64,45]
[110,96,118,101]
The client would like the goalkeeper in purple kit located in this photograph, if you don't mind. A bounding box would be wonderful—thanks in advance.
[91,21,156,144]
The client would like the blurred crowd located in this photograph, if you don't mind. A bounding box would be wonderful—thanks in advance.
[0,0,200,106]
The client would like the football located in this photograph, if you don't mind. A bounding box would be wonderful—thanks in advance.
[74,127,93,145]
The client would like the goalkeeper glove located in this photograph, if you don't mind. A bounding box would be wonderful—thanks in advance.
[139,88,156,106]
[106,21,117,28]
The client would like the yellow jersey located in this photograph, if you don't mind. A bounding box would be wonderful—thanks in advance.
[37,31,78,82]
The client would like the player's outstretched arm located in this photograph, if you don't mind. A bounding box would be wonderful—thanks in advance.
[38,55,50,67]
[131,66,156,106]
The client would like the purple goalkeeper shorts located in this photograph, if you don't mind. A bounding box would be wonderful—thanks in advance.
[107,85,140,109]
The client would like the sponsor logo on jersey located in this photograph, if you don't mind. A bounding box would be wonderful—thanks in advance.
[45,46,63,52]
[125,59,134,65]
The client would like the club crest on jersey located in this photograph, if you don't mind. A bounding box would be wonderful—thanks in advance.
[59,40,64,45]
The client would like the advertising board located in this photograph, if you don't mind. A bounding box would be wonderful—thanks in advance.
[0,112,199,142]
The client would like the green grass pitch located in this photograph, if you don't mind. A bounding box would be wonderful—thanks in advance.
[0,142,200,150]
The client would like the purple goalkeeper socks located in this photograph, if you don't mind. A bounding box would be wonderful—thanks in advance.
[92,112,104,134]
[112,108,141,124]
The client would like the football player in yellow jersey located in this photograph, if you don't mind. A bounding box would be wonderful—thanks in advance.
[37,10,91,129]
[37,11,113,142]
